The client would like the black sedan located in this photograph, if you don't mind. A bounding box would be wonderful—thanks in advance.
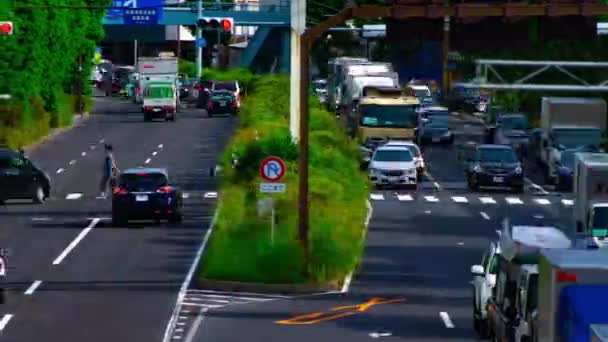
[111,167,183,225]
[207,90,238,117]
[465,144,524,192]
[0,148,50,204]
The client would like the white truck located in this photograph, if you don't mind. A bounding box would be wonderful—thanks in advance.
[339,71,399,118]
[538,97,606,184]
[574,153,608,238]
[487,221,572,342]
[327,57,369,112]
[534,248,608,342]
[471,234,502,338]
[137,56,179,121]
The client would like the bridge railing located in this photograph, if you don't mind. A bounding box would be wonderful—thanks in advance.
[164,1,291,13]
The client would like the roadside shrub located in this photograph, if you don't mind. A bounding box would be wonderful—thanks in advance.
[200,73,369,284]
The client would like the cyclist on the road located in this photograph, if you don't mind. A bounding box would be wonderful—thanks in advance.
[99,144,118,198]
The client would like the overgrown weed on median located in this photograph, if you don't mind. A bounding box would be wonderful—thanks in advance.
[199,70,369,284]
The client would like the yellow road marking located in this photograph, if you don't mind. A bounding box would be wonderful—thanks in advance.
[275,297,405,325]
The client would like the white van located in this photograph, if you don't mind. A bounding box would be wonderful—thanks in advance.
[142,82,177,122]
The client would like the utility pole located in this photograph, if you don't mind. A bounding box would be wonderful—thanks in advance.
[290,0,306,140]
[77,54,83,115]
[196,0,203,78]
[442,16,451,95]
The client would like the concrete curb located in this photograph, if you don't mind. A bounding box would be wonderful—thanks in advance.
[195,278,340,295]
[24,113,90,153]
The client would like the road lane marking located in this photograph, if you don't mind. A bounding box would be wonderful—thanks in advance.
[425,210,431,214]
[440,312,455,328]
[183,308,207,342]
[24,280,42,295]
[533,214,544,219]
[145,158,151,164]
[397,194,413,201]
[525,177,549,195]
[56,168,64,174]
[505,197,523,205]
[69,160,76,165]
[182,193,190,199]
[65,193,83,200]
[0,314,13,331]
[480,212,490,220]
[562,199,574,206]
[534,198,551,205]
[181,303,223,308]
[369,331,392,338]
[424,196,439,202]
[31,217,52,221]
[158,144,164,149]
[203,191,218,199]
[451,196,468,203]
[276,298,405,325]
[433,181,441,190]
[81,152,86,156]
[152,151,158,156]
[99,139,105,144]
[479,197,496,204]
[52,218,101,265]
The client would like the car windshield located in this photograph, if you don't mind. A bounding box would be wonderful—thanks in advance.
[119,173,168,192]
[211,91,234,99]
[426,117,449,128]
[214,82,236,91]
[501,116,527,130]
[478,148,517,163]
[552,128,603,149]
[145,86,173,98]
[360,104,418,128]
[373,149,413,162]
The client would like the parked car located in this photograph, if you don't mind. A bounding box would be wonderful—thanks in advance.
[0,148,51,204]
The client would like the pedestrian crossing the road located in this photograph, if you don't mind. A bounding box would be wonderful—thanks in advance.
[369,192,574,207]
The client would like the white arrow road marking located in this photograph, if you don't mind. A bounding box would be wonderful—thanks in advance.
[451,196,468,203]
[479,197,496,204]
[52,218,100,265]
[24,280,42,295]
[397,194,413,201]
[65,193,83,200]
[0,314,13,331]
[562,199,574,206]
[440,312,454,328]
[505,197,523,205]
[534,198,551,205]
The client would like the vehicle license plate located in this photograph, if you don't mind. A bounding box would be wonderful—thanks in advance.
[153,108,161,112]
[493,176,504,183]
[136,195,148,202]
[220,101,227,106]
[432,138,440,142]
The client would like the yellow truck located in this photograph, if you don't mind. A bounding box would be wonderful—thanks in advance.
[345,86,420,151]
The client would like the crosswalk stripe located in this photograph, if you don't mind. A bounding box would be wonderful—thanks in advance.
[562,199,574,206]
[479,197,496,204]
[505,197,523,205]
[65,193,83,200]
[451,196,468,203]
[424,196,439,202]
[397,194,413,201]
[534,198,551,205]
[370,193,384,200]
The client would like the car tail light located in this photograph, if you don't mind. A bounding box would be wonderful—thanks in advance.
[157,186,174,194]
[231,102,237,108]
[557,271,577,282]
[143,106,152,111]
[113,187,128,195]
[194,85,201,91]
[165,105,175,111]
[207,102,213,109]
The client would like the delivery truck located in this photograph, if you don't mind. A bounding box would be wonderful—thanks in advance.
[327,57,368,112]
[537,97,606,184]
[574,152,608,237]
[137,56,179,121]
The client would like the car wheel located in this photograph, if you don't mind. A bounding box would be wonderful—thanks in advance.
[32,183,45,204]
[144,113,151,122]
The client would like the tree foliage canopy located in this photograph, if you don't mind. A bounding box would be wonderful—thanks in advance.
[0,0,108,147]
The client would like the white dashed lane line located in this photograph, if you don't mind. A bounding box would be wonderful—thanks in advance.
[81,152,87,156]
[56,168,64,174]
[69,160,76,165]
[433,181,441,190]
[158,144,164,149]
[480,212,490,220]
[24,280,42,295]
[0,314,13,331]
[52,218,101,265]
[440,312,455,328]
[145,158,152,164]
[65,193,83,200]
[203,192,218,199]
[152,151,158,156]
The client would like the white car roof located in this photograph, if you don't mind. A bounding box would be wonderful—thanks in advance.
[375,145,412,153]
[384,141,420,150]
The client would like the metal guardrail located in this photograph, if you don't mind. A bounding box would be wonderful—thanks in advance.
[164,1,290,13]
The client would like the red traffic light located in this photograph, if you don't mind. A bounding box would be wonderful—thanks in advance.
[0,22,13,35]
[221,19,232,32]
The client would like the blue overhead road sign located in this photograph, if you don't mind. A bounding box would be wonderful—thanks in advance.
[104,0,164,25]
[124,7,160,25]
[196,37,207,48]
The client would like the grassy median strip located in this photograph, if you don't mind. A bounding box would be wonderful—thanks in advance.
[199,71,369,284]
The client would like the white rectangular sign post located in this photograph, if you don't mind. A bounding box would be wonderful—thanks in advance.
[259,157,288,244]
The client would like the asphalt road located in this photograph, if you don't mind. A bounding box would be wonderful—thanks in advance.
[183,112,575,342]
[0,95,236,341]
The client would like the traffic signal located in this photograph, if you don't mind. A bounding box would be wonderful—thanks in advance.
[196,17,233,33]
[0,22,13,35]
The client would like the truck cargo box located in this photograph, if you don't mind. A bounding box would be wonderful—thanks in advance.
[559,285,608,341]
[541,97,607,131]
[137,57,178,75]
[573,153,608,236]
